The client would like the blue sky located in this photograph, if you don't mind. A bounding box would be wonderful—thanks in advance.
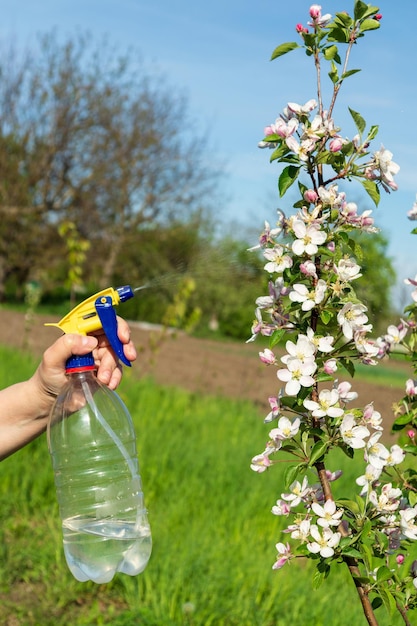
[1,0,416,294]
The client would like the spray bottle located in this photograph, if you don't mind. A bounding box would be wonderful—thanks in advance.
[46,286,151,584]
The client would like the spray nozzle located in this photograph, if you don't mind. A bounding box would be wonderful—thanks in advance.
[45,285,135,368]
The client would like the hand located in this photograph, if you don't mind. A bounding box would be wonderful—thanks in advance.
[33,317,137,412]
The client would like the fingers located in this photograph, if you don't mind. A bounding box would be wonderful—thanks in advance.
[42,334,98,370]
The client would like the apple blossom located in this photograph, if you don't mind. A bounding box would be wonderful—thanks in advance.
[281,477,311,508]
[365,432,389,469]
[337,302,369,341]
[356,464,382,496]
[286,518,311,542]
[271,499,292,516]
[291,219,327,256]
[334,258,362,282]
[269,416,301,441]
[289,280,327,311]
[277,357,317,396]
[311,499,343,528]
[307,525,341,558]
[263,245,293,273]
[304,388,344,418]
[340,414,370,449]
[399,508,417,541]
[272,542,292,569]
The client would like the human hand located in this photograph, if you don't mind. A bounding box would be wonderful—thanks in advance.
[33,317,137,413]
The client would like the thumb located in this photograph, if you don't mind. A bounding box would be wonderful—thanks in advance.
[43,334,98,370]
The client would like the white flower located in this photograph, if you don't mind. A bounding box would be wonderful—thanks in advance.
[362,403,383,431]
[277,357,316,396]
[373,145,400,188]
[306,327,334,353]
[263,245,293,273]
[399,507,417,541]
[307,525,341,558]
[282,336,316,363]
[408,195,417,221]
[287,518,311,541]
[311,499,343,528]
[269,416,301,441]
[365,432,389,469]
[286,99,318,117]
[304,389,344,418]
[250,452,272,473]
[356,464,382,496]
[271,499,291,516]
[291,219,327,256]
[384,444,405,467]
[369,483,402,513]
[289,280,327,311]
[272,542,292,570]
[337,302,369,340]
[335,258,362,282]
[281,477,310,508]
[340,414,370,449]
[337,381,358,403]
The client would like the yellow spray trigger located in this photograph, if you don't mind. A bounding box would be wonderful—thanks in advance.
[45,285,135,366]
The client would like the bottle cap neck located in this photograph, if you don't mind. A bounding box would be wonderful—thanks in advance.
[65,352,96,373]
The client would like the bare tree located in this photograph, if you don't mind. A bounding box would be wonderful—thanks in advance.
[0,31,220,294]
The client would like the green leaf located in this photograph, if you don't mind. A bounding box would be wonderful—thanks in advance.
[328,61,339,84]
[359,18,381,32]
[409,491,417,507]
[333,12,354,28]
[320,309,334,325]
[341,546,362,558]
[269,329,285,348]
[354,0,369,20]
[270,42,300,61]
[309,440,328,466]
[379,586,397,616]
[327,27,349,44]
[284,463,305,489]
[411,227,417,235]
[376,566,393,583]
[348,107,366,135]
[371,598,383,610]
[366,124,379,142]
[361,179,380,206]
[323,45,341,64]
[340,68,361,80]
[278,165,300,197]
[339,357,355,378]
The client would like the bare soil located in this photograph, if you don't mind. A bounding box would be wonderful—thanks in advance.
[0,309,410,430]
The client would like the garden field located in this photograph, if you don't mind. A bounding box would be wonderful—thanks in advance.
[0,311,414,625]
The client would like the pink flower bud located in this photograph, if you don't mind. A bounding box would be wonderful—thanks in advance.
[259,349,276,365]
[303,188,318,204]
[407,429,415,440]
[396,554,405,565]
[324,358,337,374]
[327,241,335,253]
[329,137,343,152]
[309,4,322,19]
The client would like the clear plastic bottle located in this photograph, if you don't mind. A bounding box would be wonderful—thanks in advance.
[47,354,152,584]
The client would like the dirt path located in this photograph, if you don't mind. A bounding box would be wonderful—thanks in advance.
[0,309,409,429]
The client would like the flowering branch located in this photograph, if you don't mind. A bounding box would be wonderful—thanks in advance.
[249,3,417,625]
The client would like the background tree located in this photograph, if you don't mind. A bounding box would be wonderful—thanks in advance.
[0,31,219,296]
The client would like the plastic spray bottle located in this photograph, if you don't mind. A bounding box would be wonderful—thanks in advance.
[46,286,151,584]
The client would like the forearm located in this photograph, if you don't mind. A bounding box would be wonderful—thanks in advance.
[0,374,52,461]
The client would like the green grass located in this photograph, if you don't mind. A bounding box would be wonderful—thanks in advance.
[0,345,414,625]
